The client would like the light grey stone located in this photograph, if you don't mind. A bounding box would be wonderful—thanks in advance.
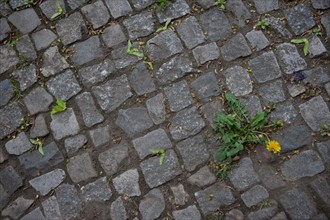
[164,80,193,112]
[0,45,19,74]
[21,207,45,220]
[247,200,278,220]
[309,36,327,57]
[258,80,286,103]
[170,184,189,206]
[131,0,154,9]
[0,79,13,107]
[172,205,202,220]
[155,0,190,23]
[104,0,132,19]
[123,11,154,40]
[113,169,141,197]
[139,188,165,220]
[29,113,49,138]
[1,196,33,220]
[64,134,87,156]
[5,132,32,155]
[129,62,155,96]
[39,0,66,20]
[275,43,307,74]
[41,196,61,220]
[239,95,263,119]
[81,177,112,202]
[256,165,286,190]
[317,140,330,167]
[0,18,10,41]
[23,87,53,115]
[16,35,37,60]
[67,153,97,183]
[89,126,110,148]
[146,93,166,125]
[265,16,292,38]
[284,4,315,35]
[177,16,205,49]
[111,43,140,69]
[310,176,330,207]
[312,0,330,9]
[253,0,279,14]
[102,24,126,48]
[50,108,80,140]
[200,100,224,128]
[187,166,216,187]
[12,64,37,91]
[67,0,88,9]
[195,0,216,8]
[56,184,81,219]
[271,212,288,220]
[241,185,269,208]
[81,0,110,29]
[70,36,103,65]
[8,9,41,34]
[225,209,244,220]
[303,67,329,87]
[246,30,269,51]
[0,166,23,195]
[226,0,251,27]
[223,66,252,96]
[76,92,104,127]
[41,46,69,77]
[270,101,298,124]
[32,29,57,51]
[193,42,220,65]
[0,103,23,139]
[29,169,66,196]
[110,198,128,220]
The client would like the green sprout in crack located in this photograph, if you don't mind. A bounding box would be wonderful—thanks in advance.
[291,38,309,56]
[50,1,63,21]
[51,98,67,115]
[312,27,322,36]
[214,0,226,11]
[156,19,171,33]
[30,138,44,156]
[127,40,144,59]
[155,0,172,11]
[256,19,269,30]
[144,61,154,70]
[149,149,166,165]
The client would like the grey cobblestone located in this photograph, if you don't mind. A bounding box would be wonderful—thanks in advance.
[67,153,97,183]
[81,1,110,29]
[5,132,32,155]
[1,196,33,220]
[155,0,190,23]
[284,4,315,35]
[123,11,154,40]
[177,16,205,49]
[12,64,37,91]
[113,169,141,196]
[102,24,127,48]
[0,18,10,41]
[8,9,41,34]
[303,67,329,86]
[64,134,87,156]
[0,103,23,139]
[81,177,112,202]
[0,79,13,107]
[317,140,330,167]
[0,45,18,75]
[16,35,37,60]
[56,184,81,219]
[223,66,252,97]
[193,42,220,65]
[220,33,252,61]
[39,0,66,20]
[275,43,307,74]
[139,188,165,220]
[253,0,279,14]
[76,92,104,127]
[0,166,23,195]
[246,30,269,51]
[173,205,201,220]
[89,126,110,148]
[23,87,53,115]
[21,207,45,220]
[56,12,86,45]
[258,80,286,103]
[129,62,155,96]
[187,166,216,187]
[70,36,104,65]
[146,93,166,125]
[41,196,61,220]
[164,80,193,112]
[29,169,65,196]
[226,0,251,27]
[50,108,80,140]
[32,29,57,51]
[170,184,189,206]
[241,185,269,208]
[191,72,220,102]
[110,197,128,220]
[105,0,132,19]
[41,46,69,77]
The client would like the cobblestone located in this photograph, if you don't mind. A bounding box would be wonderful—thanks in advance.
[110,198,128,220]
[21,207,45,220]
[64,134,87,156]
[50,108,80,140]
[253,0,279,14]
[187,166,216,187]
[81,1,110,29]
[105,0,132,19]
[5,132,32,155]
[41,46,69,77]
[16,35,37,60]
[193,42,220,65]
[226,0,251,27]
[129,62,155,96]
[8,9,40,34]
[0,45,19,75]
[317,140,330,167]
[89,126,110,148]
[39,0,66,20]
[12,64,37,91]
[0,79,13,107]
[70,36,104,65]
[41,196,61,220]
[310,176,330,207]
[29,169,65,196]
[173,205,202,220]
[246,30,269,51]
[308,36,327,58]
[1,196,33,219]
[275,43,307,74]
[170,184,189,206]
[56,12,86,45]
[31,29,57,51]
[123,11,154,40]
[113,169,141,197]
[269,101,298,124]
[0,18,10,41]
[220,33,252,61]
[191,72,220,102]
[164,80,193,112]
[23,87,53,115]
[0,103,23,139]
[146,93,166,125]
[76,92,104,127]
[241,185,269,208]
[284,4,315,35]
[81,177,112,202]
[0,166,23,195]
[303,67,329,86]
[258,80,286,103]
[102,24,127,48]
[155,0,190,23]
[67,153,97,183]
[139,188,165,220]
[223,66,252,97]
[177,16,205,49]
[56,184,81,219]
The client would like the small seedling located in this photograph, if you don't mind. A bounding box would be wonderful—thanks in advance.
[4,31,19,47]
[214,0,226,10]
[144,61,154,70]
[149,149,166,165]
[259,200,272,209]
[30,138,44,156]
[9,79,22,98]
[291,38,309,56]
[156,19,171,33]
[320,124,330,137]
[127,40,144,58]
[20,116,32,131]
[155,0,172,11]
[312,27,322,36]
[209,160,232,180]
[51,1,63,20]
[51,98,67,115]
[25,0,37,7]
[256,19,269,29]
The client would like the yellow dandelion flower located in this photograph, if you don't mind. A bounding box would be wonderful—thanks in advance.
[266,140,281,154]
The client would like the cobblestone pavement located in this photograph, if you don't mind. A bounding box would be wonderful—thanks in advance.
[0,0,330,219]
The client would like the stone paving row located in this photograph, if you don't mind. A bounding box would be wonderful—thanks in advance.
[0,0,330,219]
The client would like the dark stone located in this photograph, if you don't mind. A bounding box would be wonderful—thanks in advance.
[110,198,128,220]
[241,185,269,208]
[164,80,193,112]
[102,24,127,48]
[0,45,19,75]
[172,205,202,220]
[41,196,61,220]
[223,66,252,97]
[70,36,104,65]
[67,153,97,183]
[155,0,190,23]
[21,207,45,220]
[8,9,41,34]
[81,0,110,29]
[104,0,132,19]
[29,169,65,196]
[195,0,216,9]
[0,184,9,211]
[5,132,32,155]
[116,107,153,137]
[31,29,57,51]
[187,166,216,187]
[176,135,210,172]
[226,0,251,27]
[256,165,286,190]
[123,11,154,40]
[92,75,133,111]
[111,43,140,69]
[200,100,224,128]
[131,0,154,9]
[18,142,64,177]
[271,212,288,220]
[284,4,315,35]
[146,93,166,125]
[270,101,298,124]
[50,108,80,140]
[41,46,69,77]
[279,188,317,219]
[310,176,330,207]
[113,169,141,196]
[258,80,286,103]
[299,96,330,131]
[67,0,88,9]
[64,134,87,156]
[317,140,330,167]
[199,8,232,41]
[275,43,307,74]
[303,67,329,86]
[177,16,205,49]
[98,143,129,176]
[55,12,86,45]
[253,0,279,14]
[56,184,81,219]
[81,177,112,202]
[0,103,23,139]
[1,196,33,219]
[281,150,325,181]
[246,30,269,51]
[170,184,189,205]
[308,36,327,58]
[0,166,23,195]
[195,182,235,215]
[8,0,25,9]
[0,18,10,41]
[228,157,259,191]
[247,200,278,220]
[220,33,252,61]
[129,62,155,96]
[139,189,165,219]
[89,126,110,148]
[140,149,182,188]
[265,16,292,38]
[248,51,281,83]
[0,79,14,107]
[16,35,37,60]
[76,92,104,127]
[132,128,172,159]
[192,42,220,65]
[321,12,330,37]
[146,29,183,62]
[23,87,53,115]
[169,107,205,141]
[12,64,37,91]
[239,95,263,119]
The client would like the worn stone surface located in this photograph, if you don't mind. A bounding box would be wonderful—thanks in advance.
[241,185,269,208]
[229,157,259,191]
[308,36,327,58]
[76,92,104,127]
[139,188,165,219]
[273,124,312,153]
[146,29,183,62]
[1,196,33,220]
[123,11,154,40]
[246,30,269,51]
[92,74,133,111]
[281,150,325,181]
[116,107,153,137]
[191,72,220,102]
[56,12,86,45]
[169,107,205,141]
[102,24,126,48]
[287,84,306,97]
[41,196,61,220]
[81,1,110,29]
[176,135,209,172]
[140,149,182,188]
[249,51,281,83]
[24,87,53,115]
[173,205,202,220]
[270,101,298,124]
[321,12,330,43]
[164,80,193,112]
[284,4,315,35]
[247,200,278,220]
[303,67,329,86]
[253,0,279,14]
[226,0,251,27]
[146,93,166,125]
[239,95,263,119]
[41,46,69,77]
[71,36,103,65]
[98,143,129,176]
[265,16,292,38]
[199,8,232,41]
[50,108,80,140]
[256,165,286,190]
[113,169,141,197]
[0,166,23,195]
[0,18,10,41]
[81,177,112,202]
[67,0,88,10]
[39,0,66,20]
[21,207,45,220]
[299,96,330,131]
[275,43,307,74]
[12,64,37,91]
[0,79,14,107]
[131,0,154,9]
[271,212,288,220]
[67,153,97,183]
[312,0,330,9]
[64,134,87,156]
[225,209,244,220]
[133,128,172,159]
[16,35,37,60]
[56,184,81,219]
[104,0,132,19]
[310,176,330,207]
[29,169,65,196]
[317,140,330,167]
[195,182,235,215]
[279,188,317,219]
[201,100,224,128]
[8,9,40,34]
[221,33,252,61]
[177,16,205,49]
[110,197,128,220]
[5,132,32,155]
[155,54,196,84]
[0,45,19,75]
[18,142,64,176]
[89,126,110,148]
[223,66,252,96]
[111,43,140,69]
[32,29,57,51]
[193,42,220,65]
[170,184,189,206]
[187,166,216,187]
[0,103,23,139]
[258,80,286,103]
[196,0,216,8]
[156,0,190,23]
[129,62,155,96]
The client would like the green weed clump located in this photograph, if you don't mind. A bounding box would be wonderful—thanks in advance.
[155,0,172,11]
[213,92,281,162]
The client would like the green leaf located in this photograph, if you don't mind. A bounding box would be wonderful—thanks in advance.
[159,153,165,165]
[303,40,309,56]
[30,139,38,145]
[51,98,67,115]
[127,40,132,53]
[250,112,266,127]
[156,19,171,33]
[215,148,227,162]
[38,145,45,156]
[290,38,306,44]
[127,41,144,58]
[144,61,154,70]
[50,1,63,20]
[149,149,161,154]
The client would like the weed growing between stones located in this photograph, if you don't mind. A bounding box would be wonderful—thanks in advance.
[50,1,63,21]
[155,0,172,11]
[213,92,282,162]
[127,40,144,58]
[214,0,227,11]
[156,19,172,33]
[30,138,44,156]
[51,98,67,115]
[256,18,269,30]
[149,149,166,165]
[291,38,309,56]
